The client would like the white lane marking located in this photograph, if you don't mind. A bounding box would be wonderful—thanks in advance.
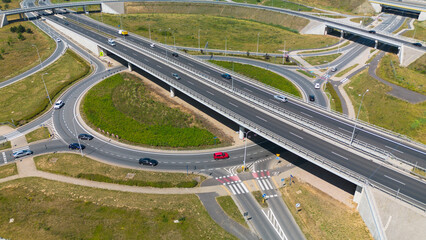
[265,179,274,189]
[235,183,245,194]
[228,184,236,195]
[300,112,312,118]
[229,102,238,108]
[244,88,253,92]
[331,151,349,160]
[384,175,405,185]
[143,59,149,62]
[257,179,266,190]
[206,91,215,96]
[188,63,193,66]
[384,216,392,231]
[289,132,303,139]
[204,70,210,74]
[256,116,268,122]
[156,65,162,69]
[338,127,352,133]
[385,145,404,154]
[261,179,270,190]
[2,152,6,164]
[187,81,194,85]
[241,182,249,193]
[231,183,241,194]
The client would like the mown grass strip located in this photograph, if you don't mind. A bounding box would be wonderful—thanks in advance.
[252,190,268,208]
[0,178,236,239]
[0,141,11,151]
[25,127,50,143]
[210,60,301,97]
[301,41,351,54]
[303,53,342,66]
[412,167,426,177]
[335,64,358,78]
[216,196,249,228]
[0,163,17,178]
[0,50,91,126]
[280,177,372,240]
[82,73,219,148]
[325,83,343,113]
[34,153,205,188]
[297,69,316,78]
[402,20,425,41]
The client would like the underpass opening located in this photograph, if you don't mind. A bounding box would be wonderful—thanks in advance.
[381,6,421,19]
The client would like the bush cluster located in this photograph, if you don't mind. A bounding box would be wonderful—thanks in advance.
[9,24,33,41]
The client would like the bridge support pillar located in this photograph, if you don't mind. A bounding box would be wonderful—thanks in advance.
[369,2,382,13]
[170,86,176,98]
[419,12,426,21]
[374,40,378,49]
[128,62,132,72]
[0,14,8,28]
[239,126,245,140]
[83,5,87,13]
[340,30,344,38]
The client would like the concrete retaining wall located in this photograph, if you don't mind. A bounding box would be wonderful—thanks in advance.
[101,2,125,15]
[357,186,386,240]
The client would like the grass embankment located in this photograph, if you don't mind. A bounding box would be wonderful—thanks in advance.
[233,0,312,11]
[82,73,221,149]
[303,53,342,66]
[0,0,21,11]
[301,41,351,54]
[0,163,17,178]
[403,20,426,42]
[325,83,343,113]
[216,196,248,228]
[0,178,236,239]
[252,191,268,208]
[377,54,425,94]
[288,0,374,14]
[345,69,426,143]
[335,64,359,77]
[280,177,372,240]
[25,127,50,143]
[0,22,55,83]
[350,17,374,26]
[297,70,316,78]
[35,153,204,188]
[210,60,301,97]
[412,167,426,177]
[392,19,408,34]
[0,141,11,151]
[0,50,91,126]
[92,5,338,52]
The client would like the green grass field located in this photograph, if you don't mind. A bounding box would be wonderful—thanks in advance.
[335,64,358,77]
[25,127,50,143]
[82,73,221,149]
[325,83,343,113]
[210,60,301,97]
[0,22,55,83]
[0,0,21,11]
[232,0,312,11]
[216,196,248,228]
[301,41,351,54]
[280,177,372,240]
[0,163,17,178]
[0,178,236,239]
[90,12,337,53]
[0,141,11,151]
[350,17,374,26]
[287,0,374,14]
[345,69,426,143]
[303,53,342,66]
[403,20,425,42]
[252,191,268,208]
[35,153,205,188]
[377,54,425,94]
[297,69,316,78]
[0,50,91,126]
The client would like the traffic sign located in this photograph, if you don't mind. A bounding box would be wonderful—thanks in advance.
[262,193,267,198]
[296,203,300,208]
[281,178,284,182]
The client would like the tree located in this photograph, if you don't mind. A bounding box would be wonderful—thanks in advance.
[10,26,17,33]
[4,3,8,9]
[26,28,33,34]
[17,33,26,41]
[17,25,26,33]
[0,54,3,60]
[2,0,11,3]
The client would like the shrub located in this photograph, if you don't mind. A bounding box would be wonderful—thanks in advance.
[10,26,17,33]
[16,24,26,33]
[17,33,26,41]
[26,28,33,34]
[2,0,11,3]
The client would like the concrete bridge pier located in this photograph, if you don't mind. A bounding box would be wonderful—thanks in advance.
[83,5,87,13]
[127,62,132,72]
[374,40,378,49]
[239,126,245,140]
[340,30,344,38]
[170,86,176,97]
[0,14,8,28]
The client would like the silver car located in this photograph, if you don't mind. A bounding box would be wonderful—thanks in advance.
[13,149,33,158]
[274,95,288,103]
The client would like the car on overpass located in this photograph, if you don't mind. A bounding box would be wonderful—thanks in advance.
[213,152,229,160]
[172,73,181,80]
[274,95,288,103]
[412,42,422,47]
[108,38,116,46]
[221,73,232,79]
[118,30,128,36]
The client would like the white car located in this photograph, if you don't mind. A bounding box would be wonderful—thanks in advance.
[54,100,64,109]
[315,83,320,89]
[56,38,61,42]
[150,43,155,48]
[331,67,337,72]
[274,95,288,103]
[108,38,116,46]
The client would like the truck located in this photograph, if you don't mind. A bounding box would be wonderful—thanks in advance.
[118,30,128,36]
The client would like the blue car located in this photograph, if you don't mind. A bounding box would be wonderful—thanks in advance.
[69,143,85,150]
[221,73,232,79]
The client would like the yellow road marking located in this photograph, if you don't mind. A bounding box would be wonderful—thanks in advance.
[271,176,280,189]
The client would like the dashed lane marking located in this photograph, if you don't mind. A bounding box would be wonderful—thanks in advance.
[385,145,404,154]
[331,151,348,160]
[289,132,303,139]
[256,116,268,122]
[384,175,405,185]
[2,152,6,164]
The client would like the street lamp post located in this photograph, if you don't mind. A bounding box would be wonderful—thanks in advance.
[243,130,255,170]
[350,89,369,144]
[32,45,52,105]
[225,37,227,56]
[256,32,259,56]
[198,29,201,51]
[72,115,84,157]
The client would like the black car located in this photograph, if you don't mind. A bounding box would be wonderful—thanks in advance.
[172,52,179,57]
[139,158,158,166]
[221,73,232,79]
[78,134,94,140]
[368,30,376,34]
[309,95,315,101]
[69,143,85,150]
[412,42,422,47]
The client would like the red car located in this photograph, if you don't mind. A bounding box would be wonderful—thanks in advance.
[213,152,229,160]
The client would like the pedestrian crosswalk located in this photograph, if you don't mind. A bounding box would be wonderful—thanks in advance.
[252,170,275,191]
[216,175,249,195]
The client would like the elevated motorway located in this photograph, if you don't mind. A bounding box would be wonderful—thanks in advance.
[34,12,426,210]
[369,0,426,20]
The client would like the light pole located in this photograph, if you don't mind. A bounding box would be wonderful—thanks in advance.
[72,115,84,157]
[282,40,286,64]
[256,32,259,56]
[198,28,201,51]
[350,89,369,144]
[243,130,256,171]
[33,45,52,105]
[149,25,151,41]
[225,37,227,56]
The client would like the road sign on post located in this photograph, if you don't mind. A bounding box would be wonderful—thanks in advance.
[262,193,267,198]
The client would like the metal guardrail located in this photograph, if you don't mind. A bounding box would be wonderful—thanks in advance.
[55,15,425,211]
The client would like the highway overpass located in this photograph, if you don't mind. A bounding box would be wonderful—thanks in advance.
[369,0,426,20]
